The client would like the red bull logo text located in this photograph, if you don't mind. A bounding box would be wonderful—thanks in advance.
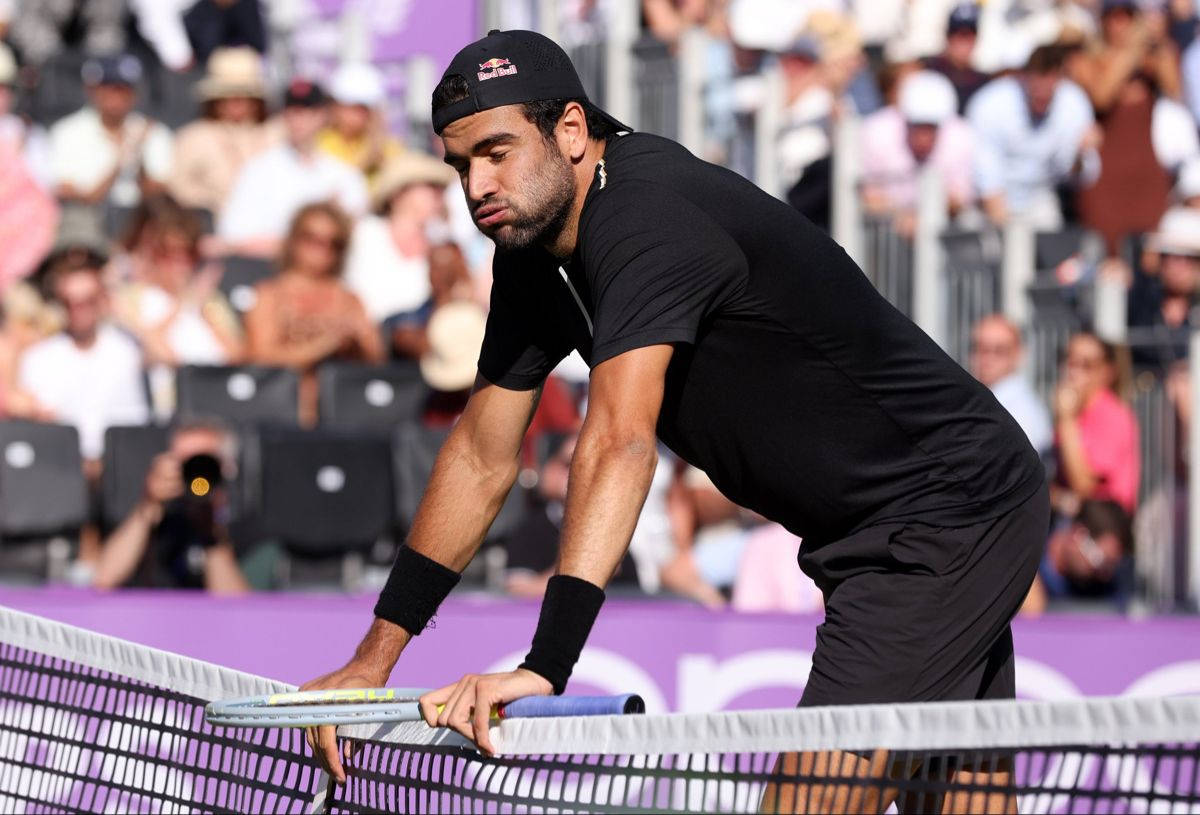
[478,57,518,81]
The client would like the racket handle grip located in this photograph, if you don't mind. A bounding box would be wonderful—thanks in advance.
[499,694,644,719]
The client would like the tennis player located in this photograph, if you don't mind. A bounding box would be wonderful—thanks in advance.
[303,30,1048,810]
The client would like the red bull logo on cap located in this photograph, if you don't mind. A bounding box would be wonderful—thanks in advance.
[478,57,518,81]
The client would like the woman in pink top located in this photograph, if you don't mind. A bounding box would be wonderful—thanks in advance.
[1053,332,1140,515]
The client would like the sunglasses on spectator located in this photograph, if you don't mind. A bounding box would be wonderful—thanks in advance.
[298,228,345,250]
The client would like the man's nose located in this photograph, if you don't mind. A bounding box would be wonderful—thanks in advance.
[467,164,499,202]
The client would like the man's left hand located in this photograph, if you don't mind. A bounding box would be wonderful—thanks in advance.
[418,669,553,756]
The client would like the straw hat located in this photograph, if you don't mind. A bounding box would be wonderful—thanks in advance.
[371,151,458,211]
[1148,208,1200,258]
[420,301,487,392]
[196,47,266,101]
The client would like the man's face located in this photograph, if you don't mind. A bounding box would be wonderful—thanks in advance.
[1161,253,1200,298]
[90,83,136,121]
[905,123,939,163]
[440,105,576,251]
[332,102,371,138]
[55,270,106,342]
[283,105,327,148]
[170,427,228,466]
[970,319,1021,386]
[1022,70,1060,117]
[945,28,976,66]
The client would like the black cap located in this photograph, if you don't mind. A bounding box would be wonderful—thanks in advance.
[284,78,328,108]
[432,29,630,135]
[946,2,980,34]
[81,54,142,87]
[1101,0,1137,14]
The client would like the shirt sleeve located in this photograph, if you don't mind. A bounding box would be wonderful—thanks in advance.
[477,255,573,391]
[966,86,1007,199]
[141,122,174,183]
[218,160,267,240]
[581,180,747,366]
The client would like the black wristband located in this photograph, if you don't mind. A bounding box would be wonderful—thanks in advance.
[519,575,605,695]
[373,546,461,636]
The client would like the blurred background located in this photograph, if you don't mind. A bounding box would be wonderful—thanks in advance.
[0,0,1199,635]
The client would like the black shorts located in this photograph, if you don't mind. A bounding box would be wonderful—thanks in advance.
[798,484,1049,707]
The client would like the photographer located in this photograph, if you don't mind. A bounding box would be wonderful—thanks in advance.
[92,421,249,593]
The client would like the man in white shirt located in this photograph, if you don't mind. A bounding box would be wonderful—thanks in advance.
[969,314,1052,459]
[17,252,149,462]
[48,55,173,210]
[967,45,1100,229]
[217,79,369,258]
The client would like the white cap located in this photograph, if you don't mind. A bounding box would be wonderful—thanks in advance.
[1175,156,1200,202]
[1149,207,1200,257]
[898,71,957,125]
[328,62,386,107]
[0,43,16,85]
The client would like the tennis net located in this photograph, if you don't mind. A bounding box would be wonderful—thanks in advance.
[1,603,1199,814]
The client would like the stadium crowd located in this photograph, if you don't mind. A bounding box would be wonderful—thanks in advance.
[0,0,1198,614]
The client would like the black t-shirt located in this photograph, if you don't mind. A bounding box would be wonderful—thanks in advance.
[479,133,1043,547]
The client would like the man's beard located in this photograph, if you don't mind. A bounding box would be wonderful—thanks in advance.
[485,150,576,252]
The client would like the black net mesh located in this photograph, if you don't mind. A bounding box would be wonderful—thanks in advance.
[2,633,1199,814]
[327,740,1200,814]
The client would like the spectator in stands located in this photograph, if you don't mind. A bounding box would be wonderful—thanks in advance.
[418,299,487,426]
[0,137,58,292]
[967,44,1100,229]
[8,0,126,68]
[923,2,990,114]
[0,43,51,187]
[1128,208,1200,368]
[777,35,835,230]
[732,523,823,613]
[180,0,267,66]
[970,314,1053,459]
[13,251,149,461]
[244,202,383,425]
[343,151,457,325]
[111,199,243,417]
[389,242,475,361]
[168,47,274,215]
[49,55,173,213]
[859,70,974,235]
[1075,0,1193,257]
[1040,499,1135,606]
[318,62,405,193]
[217,80,368,259]
[1052,332,1139,517]
[92,420,250,593]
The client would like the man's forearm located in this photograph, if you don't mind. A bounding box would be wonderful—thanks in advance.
[405,426,521,571]
[93,500,161,589]
[558,428,659,585]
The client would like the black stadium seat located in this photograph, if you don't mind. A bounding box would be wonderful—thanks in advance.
[0,421,88,538]
[100,425,171,531]
[317,361,430,429]
[218,256,276,317]
[392,421,450,537]
[176,365,299,425]
[258,428,394,555]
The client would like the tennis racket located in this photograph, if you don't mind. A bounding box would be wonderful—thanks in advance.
[204,687,644,728]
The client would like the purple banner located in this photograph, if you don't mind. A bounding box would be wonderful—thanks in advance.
[310,0,478,66]
[3,589,1199,711]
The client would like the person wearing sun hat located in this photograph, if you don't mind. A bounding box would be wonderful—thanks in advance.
[168,47,277,213]
[342,150,458,323]
[316,61,405,192]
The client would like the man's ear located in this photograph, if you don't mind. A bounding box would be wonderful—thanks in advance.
[557,101,589,162]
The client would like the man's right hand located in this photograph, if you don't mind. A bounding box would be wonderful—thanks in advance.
[299,661,388,784]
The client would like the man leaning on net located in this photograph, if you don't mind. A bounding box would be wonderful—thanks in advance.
[302,30,1049,813]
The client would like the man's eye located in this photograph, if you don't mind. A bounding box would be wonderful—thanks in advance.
[489,152,507,163]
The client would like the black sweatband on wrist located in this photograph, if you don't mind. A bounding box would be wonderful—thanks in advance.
[373,545,461,636]
[518,575,605,695]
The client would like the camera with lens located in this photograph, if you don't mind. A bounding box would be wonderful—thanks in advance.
[178,453,226,548]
